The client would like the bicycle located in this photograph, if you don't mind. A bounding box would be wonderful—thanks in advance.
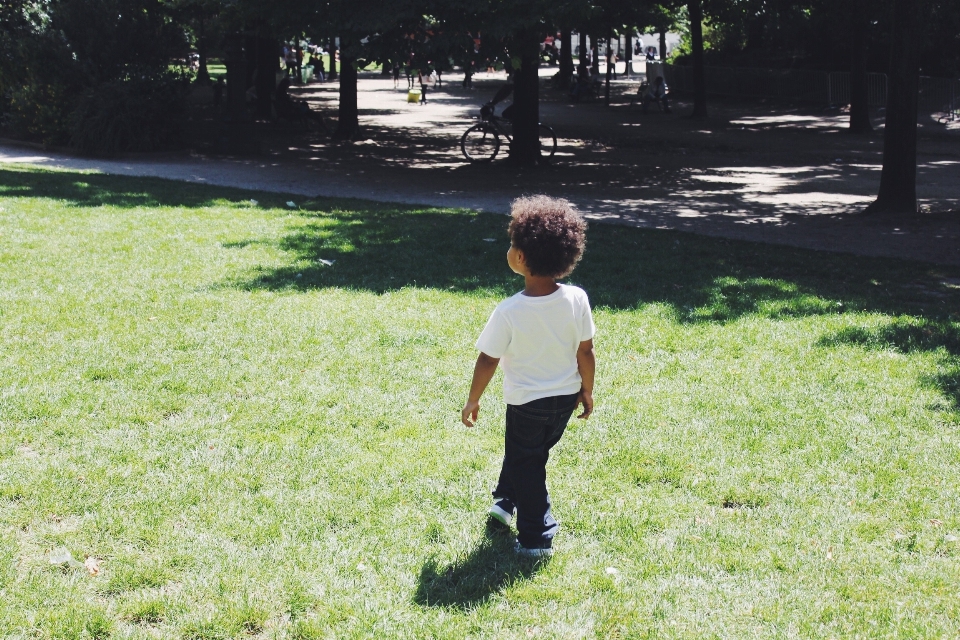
[460,103,557,162]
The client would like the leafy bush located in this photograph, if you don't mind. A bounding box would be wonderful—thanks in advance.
[69,72,189,156]
[4,80,72,145]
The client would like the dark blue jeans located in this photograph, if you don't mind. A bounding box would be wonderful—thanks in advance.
[492,392,579,548]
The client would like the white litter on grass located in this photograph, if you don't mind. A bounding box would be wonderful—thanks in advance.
[357,562,367,571]
[483,238,496,242]
[49,548,84,569]
[286,201,297,208]
[318,259,335,266]
[605,567,619,575]
[249,199,259,206]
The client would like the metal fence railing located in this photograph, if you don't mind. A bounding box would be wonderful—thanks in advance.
[650,63,959,121]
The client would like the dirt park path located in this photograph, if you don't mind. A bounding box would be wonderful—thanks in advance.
[3,68,959,265]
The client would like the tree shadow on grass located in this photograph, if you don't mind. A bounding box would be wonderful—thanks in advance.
[0,165,299,210]
[413,523,548,610]
[817,319,960,412]
[228,196,958,322]
[6,167,960,413]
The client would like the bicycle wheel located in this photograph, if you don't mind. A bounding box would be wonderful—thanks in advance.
[538,124,557,158]
[461,124,500,162]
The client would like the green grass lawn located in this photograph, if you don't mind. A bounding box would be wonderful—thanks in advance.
[2,166,959,639]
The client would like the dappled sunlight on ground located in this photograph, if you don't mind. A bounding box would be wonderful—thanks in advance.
[730,114,851,130]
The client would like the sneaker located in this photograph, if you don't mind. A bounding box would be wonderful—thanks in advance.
[489,498,515,528]
[514,540,554,558]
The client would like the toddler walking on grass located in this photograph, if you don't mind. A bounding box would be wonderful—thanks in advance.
[461,196,596,557]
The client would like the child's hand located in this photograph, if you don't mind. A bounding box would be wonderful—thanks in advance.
[577,390,593,420]
[462,400,481,427]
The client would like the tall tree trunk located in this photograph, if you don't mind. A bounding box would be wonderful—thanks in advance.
[591,37,599,75]
[659,29,667,63]
[196,15,210,83]
[559,29,573,89]
[295,41,303,84]
[328,39,338,81]
[866,0,921,213]
[623,33,632,76]
[689,0,708,118]
[254,36,277,119]
[224,34,247,122]
[508,31,541,165]
[578,31,587,68]
[604,36,612,106]
[848,0,873,133]
[335,39,359,140]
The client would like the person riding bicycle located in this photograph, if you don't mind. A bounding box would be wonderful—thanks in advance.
[482,82,515,121]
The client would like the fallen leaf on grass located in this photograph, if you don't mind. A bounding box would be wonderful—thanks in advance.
[84,557,100,576]
[317,259,335,266]
[930,519,943,527]
[286,201,297,208]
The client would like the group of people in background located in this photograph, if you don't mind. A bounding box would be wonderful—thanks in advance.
[280,42,335,84]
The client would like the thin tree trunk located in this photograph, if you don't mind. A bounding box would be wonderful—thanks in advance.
[254,36,277,119]
[328,39,338,81]
[196,15,210,83]
[623,33,632,76]
[866,0,921,213]
[604,36,612,106]
[559,29,573,89]
[689,0,708,118]
[335,39,358,140]
[295,41,303,84]
[848,0,873,133]
[578,32,587,68]
[591,37,599,75]
[508,30,541,165]
[659,29,667,63]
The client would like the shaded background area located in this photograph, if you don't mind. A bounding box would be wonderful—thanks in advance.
[4,71,960,265]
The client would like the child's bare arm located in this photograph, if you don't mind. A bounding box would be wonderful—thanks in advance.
[462,352,500,427]
[576,339,595,419]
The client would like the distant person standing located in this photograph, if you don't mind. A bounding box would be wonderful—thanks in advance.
[418,66,432,104]
[405,57,414,88]
[393,61,401,89]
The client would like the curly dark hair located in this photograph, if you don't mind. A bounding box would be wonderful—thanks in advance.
[508,195,587,279]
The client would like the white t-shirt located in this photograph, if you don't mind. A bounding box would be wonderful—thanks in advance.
[476,284,596,406]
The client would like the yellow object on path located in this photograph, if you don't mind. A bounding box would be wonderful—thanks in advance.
[407,89,421,103]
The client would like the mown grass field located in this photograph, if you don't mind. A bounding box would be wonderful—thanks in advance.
[1,166,959,639]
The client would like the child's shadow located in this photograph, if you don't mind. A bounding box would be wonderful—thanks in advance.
[413,522,551,610]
